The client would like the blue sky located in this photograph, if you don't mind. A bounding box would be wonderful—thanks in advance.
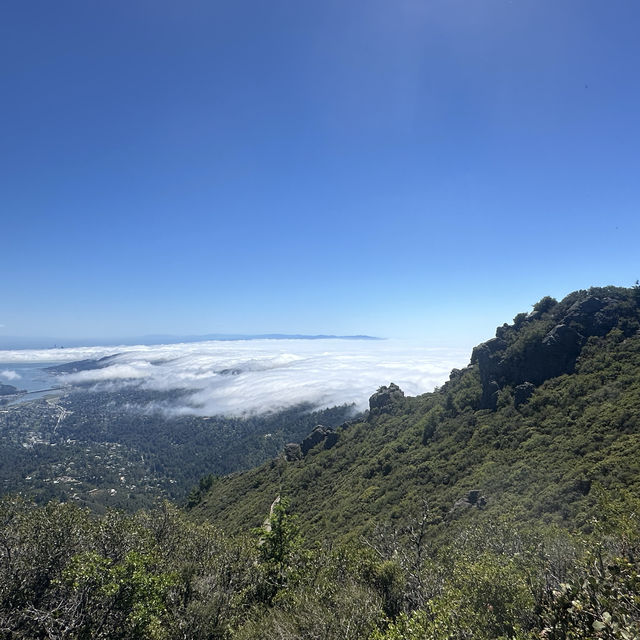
[2,0,639,347]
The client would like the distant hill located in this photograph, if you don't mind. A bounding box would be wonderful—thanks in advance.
[0,333,381,350]
[44,354,121,374]
[0,383,19,396]
[194,285,640,541]
[140,333,382,343]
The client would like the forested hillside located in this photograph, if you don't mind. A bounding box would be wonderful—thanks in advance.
[3,285,640,639]
[193,286,640,543]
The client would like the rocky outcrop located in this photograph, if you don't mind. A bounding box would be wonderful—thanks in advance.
[472,294,637,410]
[368,383,405,414]
[283,443,303,462]
[300,426,338,456]
[472,339,507,410]
[449,489,487,517]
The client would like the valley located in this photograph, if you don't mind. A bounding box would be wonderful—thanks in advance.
[0,387,355,511]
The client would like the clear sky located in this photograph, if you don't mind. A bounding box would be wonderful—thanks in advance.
[2,1,639,347]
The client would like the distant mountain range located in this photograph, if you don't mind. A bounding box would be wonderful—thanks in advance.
[0,333,381,350]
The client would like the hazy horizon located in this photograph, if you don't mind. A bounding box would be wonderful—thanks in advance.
[0,332,384,351]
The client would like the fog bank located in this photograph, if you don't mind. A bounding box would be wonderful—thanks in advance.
[0,339,470,416]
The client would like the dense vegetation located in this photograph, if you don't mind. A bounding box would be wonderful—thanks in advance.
[2,285,640,638]
[3,490,640,639]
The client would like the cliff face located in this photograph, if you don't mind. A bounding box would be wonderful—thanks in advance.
[471,288,640,409]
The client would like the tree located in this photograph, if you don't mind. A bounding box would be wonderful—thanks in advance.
[255,497,303,604]
[533,296,558,314]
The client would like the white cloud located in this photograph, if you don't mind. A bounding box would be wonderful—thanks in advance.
[0,369,21,381]
[0,339,470,416]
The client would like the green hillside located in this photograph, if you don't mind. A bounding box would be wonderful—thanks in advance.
[4,285,640,639]
[194,285,640,541]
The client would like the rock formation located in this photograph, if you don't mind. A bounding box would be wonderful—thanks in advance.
[368,383,405,415]
[471,294,636,409]
[300,425,338,456]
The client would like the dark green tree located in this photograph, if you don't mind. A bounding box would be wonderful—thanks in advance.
[255,498,303,603]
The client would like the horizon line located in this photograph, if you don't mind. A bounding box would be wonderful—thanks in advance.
[0,333,384,351]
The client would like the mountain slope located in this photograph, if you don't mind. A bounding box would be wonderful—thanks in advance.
[194,286,640,540]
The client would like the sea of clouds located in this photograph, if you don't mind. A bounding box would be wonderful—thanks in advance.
[0,339,471,416]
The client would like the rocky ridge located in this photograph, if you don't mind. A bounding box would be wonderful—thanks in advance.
[471,290,639,409]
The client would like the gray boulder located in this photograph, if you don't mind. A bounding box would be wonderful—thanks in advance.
[368,383,405,413]
[283,443,303,462]
[449,489,487,518]
[301,426,338,456]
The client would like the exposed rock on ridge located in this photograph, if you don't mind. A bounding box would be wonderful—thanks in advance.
[300,425,338,456]
[449,489,488,518]
[283,442,303,461]
[368,383,405,415]
[472,292,639,409]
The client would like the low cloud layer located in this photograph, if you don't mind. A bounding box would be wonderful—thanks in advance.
[0,369,21,381]
[0,339,470,416]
